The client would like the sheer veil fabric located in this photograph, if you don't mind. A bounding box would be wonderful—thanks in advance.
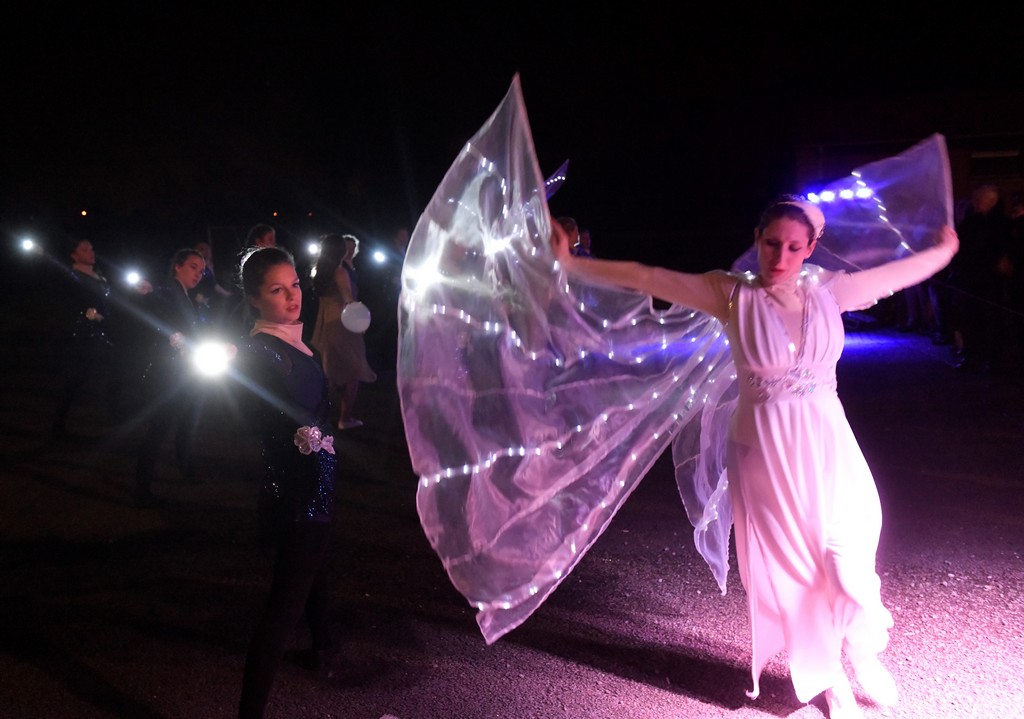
[397,74,952,644]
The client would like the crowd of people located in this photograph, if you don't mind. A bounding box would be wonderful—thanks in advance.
[48,223,400,455]
[43,223,399,716]
[35,173,1018,719]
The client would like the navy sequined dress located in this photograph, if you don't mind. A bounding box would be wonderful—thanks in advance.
[65,268,114,352]
[239,333,337,528]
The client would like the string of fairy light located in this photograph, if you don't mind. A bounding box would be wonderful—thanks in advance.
[403,298,730,488]
[400,179,899,492]
[399,156,908,611]
[402,241,735,594]
[808,172,914,269]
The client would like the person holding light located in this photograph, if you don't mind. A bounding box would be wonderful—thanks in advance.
[133,248,208,506]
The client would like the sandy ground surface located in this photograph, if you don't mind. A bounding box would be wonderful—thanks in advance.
[1,309,1022,719]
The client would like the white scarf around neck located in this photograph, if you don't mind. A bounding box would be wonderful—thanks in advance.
[250,319,313,356]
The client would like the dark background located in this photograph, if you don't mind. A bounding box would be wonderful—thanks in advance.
[4,6,1022,273]
[2,9,1023,717]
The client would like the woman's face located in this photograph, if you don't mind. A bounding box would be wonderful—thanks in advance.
[174,255,206,290]
[71,240,95,266]
[755,217,816,286]
[249,263,302,324]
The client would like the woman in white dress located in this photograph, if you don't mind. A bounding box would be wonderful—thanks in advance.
[551,196,959,719]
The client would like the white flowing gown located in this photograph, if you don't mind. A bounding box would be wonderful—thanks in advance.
[398,74,955,702]
[697,249,954,701]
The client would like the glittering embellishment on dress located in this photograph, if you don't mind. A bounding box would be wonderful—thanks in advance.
[293,426,336,455]
[738,267,841,404]
[242,333,337,524]
[747,367,836,402]
[169,331,186,351]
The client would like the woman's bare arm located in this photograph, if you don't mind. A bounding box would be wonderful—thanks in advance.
[551,219,732,317]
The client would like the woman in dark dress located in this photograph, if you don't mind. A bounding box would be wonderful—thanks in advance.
[133,248,208,505]
[50,237,118,437]
[234,245,338,719]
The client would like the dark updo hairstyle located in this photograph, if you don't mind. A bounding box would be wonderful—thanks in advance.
[167,248,204,280]
[755,194,818,242]
[239,246,296,309]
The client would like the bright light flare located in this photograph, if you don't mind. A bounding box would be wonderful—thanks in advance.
[401,261,442,295]
[192,341,237,377]
[126,270,142,285]
[19,237,44,255]
[307,241,321,256]
[372,249,387,265]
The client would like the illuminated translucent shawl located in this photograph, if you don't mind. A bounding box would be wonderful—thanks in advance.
[397,74,952,644]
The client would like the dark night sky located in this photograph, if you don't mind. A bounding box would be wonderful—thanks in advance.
[4,6,1021,270]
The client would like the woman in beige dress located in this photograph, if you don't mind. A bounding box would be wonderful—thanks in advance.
[309,233,377,429]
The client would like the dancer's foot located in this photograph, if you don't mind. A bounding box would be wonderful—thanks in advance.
[852,655,899,706]
[824,675,864,719]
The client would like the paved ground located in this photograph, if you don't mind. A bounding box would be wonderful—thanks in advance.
[1,304,1022,719]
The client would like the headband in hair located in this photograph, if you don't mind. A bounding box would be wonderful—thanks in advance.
[779,199,826,240]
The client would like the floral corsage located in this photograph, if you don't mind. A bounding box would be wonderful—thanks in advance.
[169,332,186,352]
[293,426,336,455]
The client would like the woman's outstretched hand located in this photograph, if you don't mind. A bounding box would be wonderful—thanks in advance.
[936,225,960,256]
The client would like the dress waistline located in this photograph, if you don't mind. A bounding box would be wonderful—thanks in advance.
[739,366,837,404]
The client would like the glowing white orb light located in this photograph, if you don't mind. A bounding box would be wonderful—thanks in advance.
[341,301,371,333]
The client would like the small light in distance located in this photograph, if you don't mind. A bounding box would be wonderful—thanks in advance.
[20,238,38,253]
[371,249,387,265]
[307,241,321,257]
